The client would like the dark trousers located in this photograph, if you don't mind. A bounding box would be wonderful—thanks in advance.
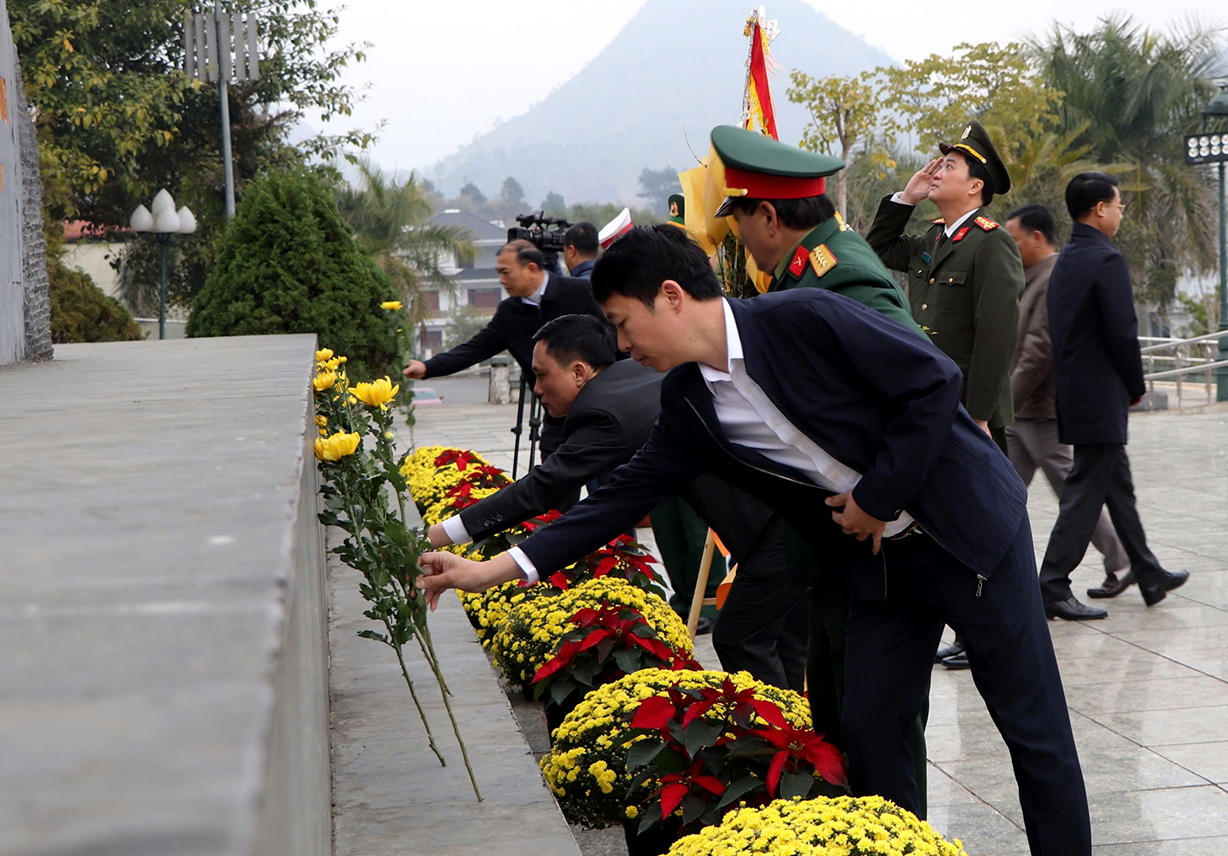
[1038,443,1167,601]
[843,517,1091,856]
[711,514,808,692]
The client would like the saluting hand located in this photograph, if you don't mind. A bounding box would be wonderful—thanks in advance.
[901,158,944,206]
[825,491,888,556]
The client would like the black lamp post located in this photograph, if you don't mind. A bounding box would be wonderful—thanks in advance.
[129,190,197,339]
[1184,84,1228,401]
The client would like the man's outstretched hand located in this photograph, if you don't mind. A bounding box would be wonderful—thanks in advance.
[417,551,522,610]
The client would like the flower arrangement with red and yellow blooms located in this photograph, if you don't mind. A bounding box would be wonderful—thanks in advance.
[540,669,813,829]
[494,577,691,690]
[549,534,664,597]
[532,600,701,710]
[667,794,968,856]
[624,676,848,837]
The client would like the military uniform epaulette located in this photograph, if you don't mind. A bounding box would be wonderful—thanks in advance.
[975,215,999,231]
[785,243,838,279]
[931,218,945,225]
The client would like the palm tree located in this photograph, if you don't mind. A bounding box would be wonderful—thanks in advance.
[1032,15,1223,310]
[335,160,473,333]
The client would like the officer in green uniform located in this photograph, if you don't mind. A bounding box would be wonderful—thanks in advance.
[866,119,1022,455]
[712,125,918,333]
[709,123,930,813]
[866,120,1023,671]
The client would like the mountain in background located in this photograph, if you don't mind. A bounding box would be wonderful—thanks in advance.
[421,0,893,209]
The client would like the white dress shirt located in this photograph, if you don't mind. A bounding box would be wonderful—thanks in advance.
[520,272,549,306]
[507,298,914,583]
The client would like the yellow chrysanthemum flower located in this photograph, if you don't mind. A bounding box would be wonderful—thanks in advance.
[315,348,334,361]
[381,300,403,311]
[313,371,337,392]
[350,376,400,408]
[315,415,328,427]
[314,431,361,461]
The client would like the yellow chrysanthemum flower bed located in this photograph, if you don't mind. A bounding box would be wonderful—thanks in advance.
[541,668,811,829]
[666,795,967,856]
[493,577,691,690]
[458,580,557,647]
[399,445,498,511]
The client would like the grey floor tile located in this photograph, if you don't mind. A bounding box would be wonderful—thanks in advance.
[1152,742,1228,784]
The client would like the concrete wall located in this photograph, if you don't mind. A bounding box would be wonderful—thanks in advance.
[0,334,330,856]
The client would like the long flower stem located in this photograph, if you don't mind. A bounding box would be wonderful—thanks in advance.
[416,629,482,801]
[338,475,445,764]
[391,632,446,766]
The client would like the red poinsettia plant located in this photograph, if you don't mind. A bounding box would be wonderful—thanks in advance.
[532,602,700,708]
[433,449,483,471]
[624,678,849,836]
[545,534,665,595]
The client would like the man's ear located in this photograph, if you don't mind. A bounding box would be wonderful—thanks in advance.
[660,279,686,310]
[760,201,777,231]
[571,360,592,386]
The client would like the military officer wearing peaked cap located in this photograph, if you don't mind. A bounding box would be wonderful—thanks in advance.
[710,123,933,810]
[867,119,1023,453]
[867,123,1023,670]
[712,125,917,330]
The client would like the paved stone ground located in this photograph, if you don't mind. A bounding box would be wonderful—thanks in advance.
[334,378,1228,855]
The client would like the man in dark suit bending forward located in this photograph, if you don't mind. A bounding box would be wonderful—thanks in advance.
[418,225,1091,856]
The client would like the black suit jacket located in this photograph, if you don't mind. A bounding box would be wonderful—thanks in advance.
[1047,223,1145,446]
[421,272,607,385]
[459,359,663,542]
[516,291,1028,600]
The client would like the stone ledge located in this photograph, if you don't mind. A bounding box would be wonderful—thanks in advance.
[0,335,328,856]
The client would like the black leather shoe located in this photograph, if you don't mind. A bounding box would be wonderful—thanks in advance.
[694,616,717,636]
[934,637,965,663]
[1087,571,1135,598]
[1140,569,1189,606]
[941,651,971,670]
[1044,595,1108,621]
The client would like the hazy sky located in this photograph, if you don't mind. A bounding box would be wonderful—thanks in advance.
[325,0,1224,173]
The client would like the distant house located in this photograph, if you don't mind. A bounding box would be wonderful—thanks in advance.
[62,221,126,300]
[417,209,507,356]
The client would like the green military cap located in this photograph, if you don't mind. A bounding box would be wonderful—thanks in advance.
[668,193,685,225]
[939,120,1012,195]
[710,125,845,217]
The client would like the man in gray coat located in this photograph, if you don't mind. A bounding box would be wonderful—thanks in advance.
[1003,204,1132,603]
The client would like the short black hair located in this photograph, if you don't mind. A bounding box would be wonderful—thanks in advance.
[532,313,618,369]
[563,222,599,256]
[952,150,994,206]
[591,225,723,308]
[725,194,836,231]
[1065,171,1120,221]
[499,238,546,270]
[1005,203,1057,246]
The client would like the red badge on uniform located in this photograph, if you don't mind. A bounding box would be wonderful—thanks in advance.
[788,245,809,277]
[952,226,971,243]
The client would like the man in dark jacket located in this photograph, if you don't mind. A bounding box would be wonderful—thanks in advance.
[419,226,1091,856]
[402,239,608,455]
[1004,203,1132,602]
[427,312,808,690]
[1038,172,1189,620]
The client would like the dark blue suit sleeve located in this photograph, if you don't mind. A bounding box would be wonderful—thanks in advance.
[517,400,703,575]
[1096,253,1146,398]
[810,298,963,521]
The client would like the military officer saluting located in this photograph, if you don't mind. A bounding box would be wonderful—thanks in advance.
[712,125,917,331]
[867,120,1023,455]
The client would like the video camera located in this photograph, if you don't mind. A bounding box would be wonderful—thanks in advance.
[507,211,572,271]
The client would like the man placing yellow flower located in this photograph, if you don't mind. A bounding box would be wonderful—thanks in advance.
[314,431,361,461]
[349,376,400,408]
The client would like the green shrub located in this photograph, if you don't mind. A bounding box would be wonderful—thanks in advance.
[49,258,143,343]
[187,168,398,378]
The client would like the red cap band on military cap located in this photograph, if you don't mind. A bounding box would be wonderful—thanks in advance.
[723,165,826,200]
